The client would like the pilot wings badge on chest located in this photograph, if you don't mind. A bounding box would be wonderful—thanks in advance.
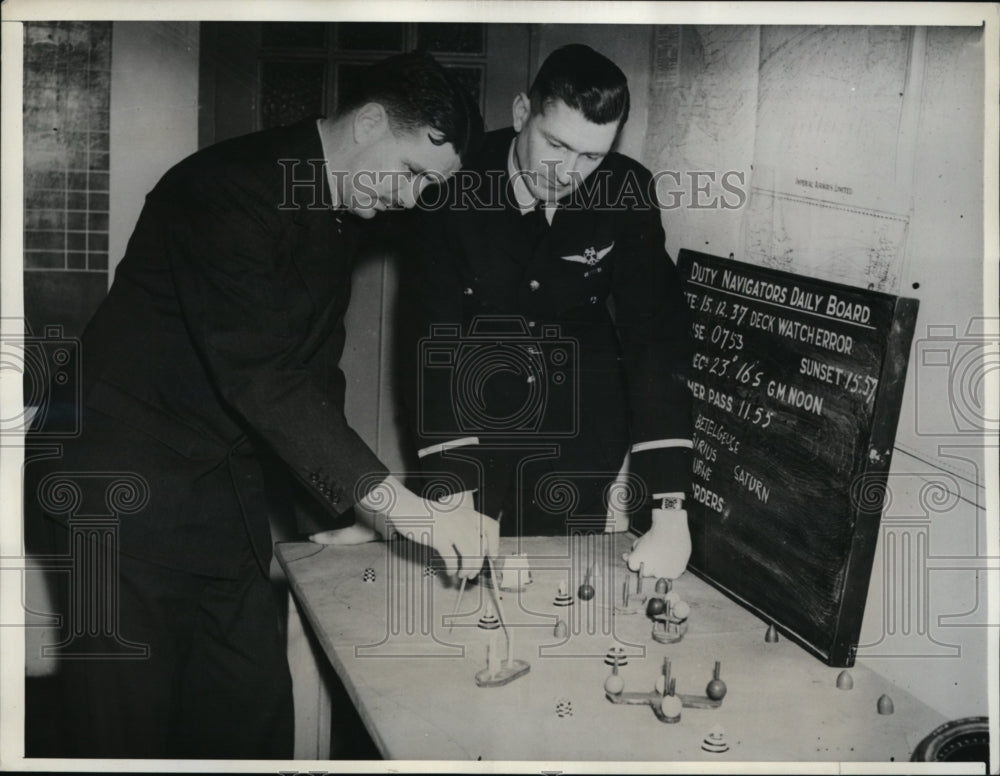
[560,241,615,267]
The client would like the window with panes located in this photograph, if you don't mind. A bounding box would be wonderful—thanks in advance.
[258,22,486,129]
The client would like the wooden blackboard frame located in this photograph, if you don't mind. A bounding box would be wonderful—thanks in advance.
[677,250,919,667]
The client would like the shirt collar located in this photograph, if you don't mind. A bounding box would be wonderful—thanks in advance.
[508,137,555,224]
[317,118,342,210]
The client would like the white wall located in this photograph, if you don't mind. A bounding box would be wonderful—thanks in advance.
[857,25,988,722]
[109,22,200,286]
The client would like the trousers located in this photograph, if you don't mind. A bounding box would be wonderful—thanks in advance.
[47,524,293,759]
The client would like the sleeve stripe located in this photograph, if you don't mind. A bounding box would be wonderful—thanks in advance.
[417,436,481,459]
[630,439,693,454]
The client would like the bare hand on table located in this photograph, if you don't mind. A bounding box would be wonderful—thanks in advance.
[309,523,380,545]
[310,480,498,580]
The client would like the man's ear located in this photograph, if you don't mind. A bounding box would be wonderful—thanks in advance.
[353,102,390,145]
[512,92,531,132]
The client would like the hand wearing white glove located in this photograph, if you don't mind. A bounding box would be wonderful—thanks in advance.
[624,506,692,581]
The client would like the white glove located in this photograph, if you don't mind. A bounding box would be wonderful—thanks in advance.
[623,507,692,581]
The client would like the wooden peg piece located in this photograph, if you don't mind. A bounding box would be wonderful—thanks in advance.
[449,576,467,633]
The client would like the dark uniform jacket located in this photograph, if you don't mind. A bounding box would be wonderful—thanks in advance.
[27,117,387,578]
[400,127,692,535]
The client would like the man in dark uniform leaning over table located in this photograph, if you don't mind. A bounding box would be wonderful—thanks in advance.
[25,51,497,760]
[397,44,694,543]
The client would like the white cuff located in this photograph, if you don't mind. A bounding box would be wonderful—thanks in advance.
[417,436,480,459]
[630,438,693,454]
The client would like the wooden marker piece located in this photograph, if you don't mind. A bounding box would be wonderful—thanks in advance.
[473,555,530,687]
[487,635,499,676]
[654,677,682,723]
[604,654,625,696]
[448,576,468,633]
[706,661,727,701]
[578,565,596,601]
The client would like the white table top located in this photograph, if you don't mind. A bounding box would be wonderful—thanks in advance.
[276,534,947,762]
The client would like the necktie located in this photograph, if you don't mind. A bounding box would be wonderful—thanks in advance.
[531,201,549,238]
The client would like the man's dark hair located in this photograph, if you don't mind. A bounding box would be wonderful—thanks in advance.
[528,44,630,129]
[337,50,483,163]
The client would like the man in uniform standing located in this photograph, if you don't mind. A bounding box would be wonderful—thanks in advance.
[399,44,693,540]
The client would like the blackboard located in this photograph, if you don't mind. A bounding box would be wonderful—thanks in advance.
[676,250,919,667]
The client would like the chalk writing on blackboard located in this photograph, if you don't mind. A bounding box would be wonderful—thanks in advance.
[677,250,918,667]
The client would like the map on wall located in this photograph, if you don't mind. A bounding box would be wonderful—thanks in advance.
[647,26,758,158]
[647,25,917,294]
[743,173,911,292]
[645,26,759,262]
[744,26,915,293]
